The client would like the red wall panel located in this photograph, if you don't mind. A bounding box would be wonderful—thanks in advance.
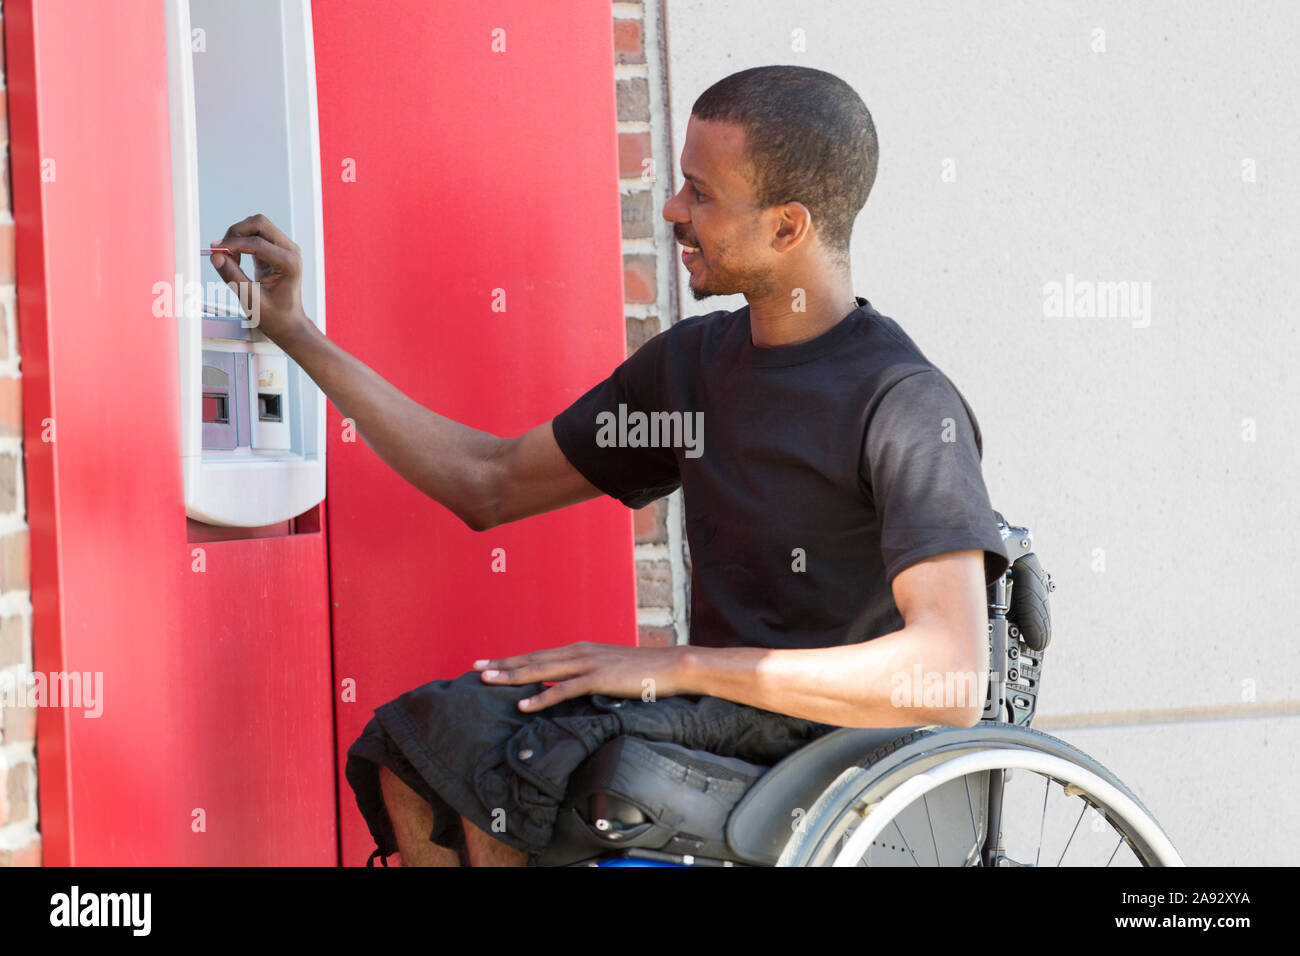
[311,2,638,864]
[8,0,635,866]
[10,0,336,865]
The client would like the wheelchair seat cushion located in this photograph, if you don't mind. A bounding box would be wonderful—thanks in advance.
[534,736,770,866]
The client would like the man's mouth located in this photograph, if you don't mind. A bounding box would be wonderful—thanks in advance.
[679,240,701,266]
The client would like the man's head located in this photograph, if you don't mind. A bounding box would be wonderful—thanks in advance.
[663,65,878,301]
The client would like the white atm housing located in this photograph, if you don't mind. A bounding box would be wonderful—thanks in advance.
[165,0,327,526]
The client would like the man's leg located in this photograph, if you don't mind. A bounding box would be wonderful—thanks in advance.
[460,815,530,867]
[377,764,460,867]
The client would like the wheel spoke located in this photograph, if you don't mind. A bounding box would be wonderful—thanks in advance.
[995,767,1007,864]
[1055,802,1088,866]
[1034,778,1049,867]
[923,793,941,866]
[894,817,920,867]
[963,775,981,866]
[1106,833,1125,867]
[963,775,978,843]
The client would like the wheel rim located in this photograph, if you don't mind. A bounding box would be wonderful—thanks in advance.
[828,748,1184,867]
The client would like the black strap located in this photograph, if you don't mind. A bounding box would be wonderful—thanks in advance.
[366,847,389,867]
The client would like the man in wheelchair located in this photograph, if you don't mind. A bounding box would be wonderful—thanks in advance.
[210,67,1014,867]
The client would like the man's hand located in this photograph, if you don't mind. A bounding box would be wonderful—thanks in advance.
[473,641,691,712]
[209,213,314,345]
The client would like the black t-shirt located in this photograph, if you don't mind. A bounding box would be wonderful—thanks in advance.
[551,296,1011,650]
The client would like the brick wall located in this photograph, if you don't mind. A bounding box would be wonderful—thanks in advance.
[0,0,40,867]
[615,1,691,650]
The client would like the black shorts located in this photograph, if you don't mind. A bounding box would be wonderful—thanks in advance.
[344,669,836,866]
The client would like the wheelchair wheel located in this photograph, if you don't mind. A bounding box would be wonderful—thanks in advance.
[777,724,1184,867]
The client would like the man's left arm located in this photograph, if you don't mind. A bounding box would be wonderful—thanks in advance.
[475,547,989,728]
[674,547,991,727]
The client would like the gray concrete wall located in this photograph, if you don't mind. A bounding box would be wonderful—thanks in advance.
[663,0,1299,865]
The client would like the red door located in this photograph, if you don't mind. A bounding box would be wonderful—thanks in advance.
[312,2,638,864]
[10,0,336,865]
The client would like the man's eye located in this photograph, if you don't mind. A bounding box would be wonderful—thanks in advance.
[693,184,709,202]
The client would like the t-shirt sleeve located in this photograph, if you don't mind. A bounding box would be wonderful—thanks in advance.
[551,332,682,510]
[862,369,1011,587]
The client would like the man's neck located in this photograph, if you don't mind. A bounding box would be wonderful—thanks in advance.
[746,278,858,349]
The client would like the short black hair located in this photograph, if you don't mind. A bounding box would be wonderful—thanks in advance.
[691,65,877,262]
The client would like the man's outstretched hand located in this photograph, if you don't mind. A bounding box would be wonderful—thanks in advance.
[474,641,692,712]
[209,212,314,346]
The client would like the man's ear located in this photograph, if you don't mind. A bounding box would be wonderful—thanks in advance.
[772,201,814,253]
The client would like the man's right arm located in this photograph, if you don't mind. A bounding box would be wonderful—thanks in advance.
[277,323,602,532]
[209,214,603,532]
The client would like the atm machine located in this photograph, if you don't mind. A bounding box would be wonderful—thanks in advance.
[165,0,327,527]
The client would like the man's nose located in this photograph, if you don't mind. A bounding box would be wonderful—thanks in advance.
[662,188,687,223]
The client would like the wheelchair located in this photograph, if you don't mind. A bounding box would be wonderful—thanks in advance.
[534,513,1185,867]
